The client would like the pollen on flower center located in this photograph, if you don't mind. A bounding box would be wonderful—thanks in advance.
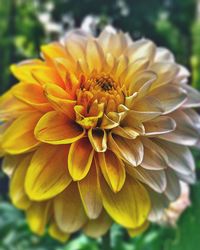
[91,75,115,92]
[76,74,125,114]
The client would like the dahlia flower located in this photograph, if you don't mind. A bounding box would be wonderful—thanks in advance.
[0,28,199,242]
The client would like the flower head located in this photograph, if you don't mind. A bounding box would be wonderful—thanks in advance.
[0,28,199,241]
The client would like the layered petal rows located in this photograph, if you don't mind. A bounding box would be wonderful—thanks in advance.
[0,28,200,241]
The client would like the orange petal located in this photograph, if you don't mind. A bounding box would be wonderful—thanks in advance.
[78,160,102,219]
[13,83,52,112]
[2,112,42,154]
[31,67,65,88]
[25,144,71,200]
[10,59,44,84]
[98,150,126,192]
[68,137,94,180]
[44,84,76,119]
[54,182,87,233]
[0,88,34,120]
[35,111,85,144]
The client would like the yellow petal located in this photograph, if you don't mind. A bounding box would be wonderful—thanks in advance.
[10,154,32,209]
[26,201,51,236]
[54,183,87,233]
[78,160,102,219]
[41,42,69,65]
[83,210,112,238]
[0,88,34,120]
[88,128,107,152]
[75,105,103,129]
[98,150,126,192]
[128,220,149,237]
[86,39,104,72]
[68,137,94,180]
[49,221,70,243]
[10,60,44,84]
[25,144,72,201]
[44,84,76,119]
[2,154,23,176]
[65,37,85,61]
[13,83,52,112]
[2,112,42,154]
[31,67,65,88]
[35,111,85,144]
[100,175,151,228]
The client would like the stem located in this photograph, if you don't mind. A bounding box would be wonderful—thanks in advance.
[101,230,111,250]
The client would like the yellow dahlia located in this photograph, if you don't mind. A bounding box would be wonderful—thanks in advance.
[0,28,199,241]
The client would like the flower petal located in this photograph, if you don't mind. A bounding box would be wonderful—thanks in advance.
[86,39,104,72]
[158,110,200,146]
[88,128,107,152]
[125,39,156,63]
[0,89,33,120]
[98,150,126,192]
[144,116,176,136]
[156,139,196,184]
[164,169,181,201]
[150,62,179,87]
[181,84,200,108]
[141,138,168,170]
[128,220,149,237]
[78,160,102,219]
[147,85,187,114]
[54,183,87,233]
[10,154,32,209]
[35,111,85,144]
[25,144,72,201]
[127,165,167,193]
[68,137,94,181]
[10,60,44,84]
[100,175,151,228]
[49,221,70,243]
[13,83,52,112]
[83,210,112,238]
[26,201,51,236]
[2,154,23,176]
[2,112,42,154]
[44,84,76,119]
[108,133,144,167]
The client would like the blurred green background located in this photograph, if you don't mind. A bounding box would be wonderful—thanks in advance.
[1,0,200,249]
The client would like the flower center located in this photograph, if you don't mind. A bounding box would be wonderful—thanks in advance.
[76,74,125,114]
